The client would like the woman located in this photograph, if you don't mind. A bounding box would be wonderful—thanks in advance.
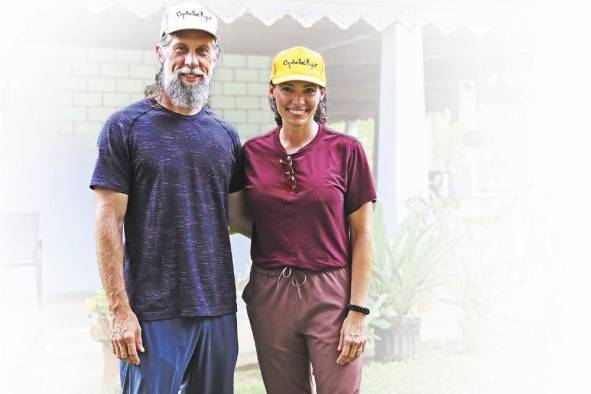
[239,46,376,394]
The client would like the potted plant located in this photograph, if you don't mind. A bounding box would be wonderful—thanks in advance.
[85,289,120,393]
[368,196,463,361]
[441,210,521,353]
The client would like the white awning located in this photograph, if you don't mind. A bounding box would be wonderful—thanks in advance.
[53,0,530,33]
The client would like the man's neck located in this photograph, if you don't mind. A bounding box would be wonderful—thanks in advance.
[158,94,203,116]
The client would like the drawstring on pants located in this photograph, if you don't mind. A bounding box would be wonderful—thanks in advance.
[276,267,307,299]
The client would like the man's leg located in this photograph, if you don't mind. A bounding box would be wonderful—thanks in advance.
[120,318,199,394]
[182,313,238,394]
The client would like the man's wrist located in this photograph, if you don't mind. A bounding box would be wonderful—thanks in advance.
[108,296,132,316]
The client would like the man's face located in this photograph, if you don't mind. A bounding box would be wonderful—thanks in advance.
[158,30,218,108]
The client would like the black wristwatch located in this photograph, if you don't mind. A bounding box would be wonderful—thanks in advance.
[346,304,370,315]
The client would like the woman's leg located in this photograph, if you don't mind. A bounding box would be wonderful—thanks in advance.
[303,268,363,394]
[243,267,313,394]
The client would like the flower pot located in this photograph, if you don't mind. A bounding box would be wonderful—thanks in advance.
[374,317,421,362]
[90,316,120,392]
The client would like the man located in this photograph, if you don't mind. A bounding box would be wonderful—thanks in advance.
[90,2,244,393]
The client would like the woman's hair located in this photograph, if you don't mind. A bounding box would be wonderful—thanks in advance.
[268,84,328,126]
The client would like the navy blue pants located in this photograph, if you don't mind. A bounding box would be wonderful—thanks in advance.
[120,313,238,394]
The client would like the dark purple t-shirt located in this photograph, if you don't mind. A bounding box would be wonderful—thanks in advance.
[90,99,244,321]
[243,124,377,271]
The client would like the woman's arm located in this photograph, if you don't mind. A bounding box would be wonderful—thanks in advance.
[336,201,373,365]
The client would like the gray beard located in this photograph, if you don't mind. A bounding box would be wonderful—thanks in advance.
[161,67,211,109]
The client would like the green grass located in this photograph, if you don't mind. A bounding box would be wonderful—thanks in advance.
[235,367,265,394]
[235,341,545,394]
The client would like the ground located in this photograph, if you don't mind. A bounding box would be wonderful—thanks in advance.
[0,293,575,394]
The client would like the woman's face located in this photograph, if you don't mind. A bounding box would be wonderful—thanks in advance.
[270,81,325,129]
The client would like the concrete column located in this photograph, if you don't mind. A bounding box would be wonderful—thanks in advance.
[376,23,429,235]
[344,120,358,137]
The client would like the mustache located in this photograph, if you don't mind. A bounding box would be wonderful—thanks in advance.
[176,67,205,77]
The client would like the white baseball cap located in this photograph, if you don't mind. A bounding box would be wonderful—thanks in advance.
[160,1,218,39]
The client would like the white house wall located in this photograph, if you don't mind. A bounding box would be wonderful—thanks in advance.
[0,45,275,295]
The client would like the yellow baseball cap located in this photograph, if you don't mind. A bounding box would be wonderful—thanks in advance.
[269,46,327,88]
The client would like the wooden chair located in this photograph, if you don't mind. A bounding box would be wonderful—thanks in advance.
[0,213,42,306]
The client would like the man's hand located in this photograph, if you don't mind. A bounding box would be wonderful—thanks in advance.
[94,188,143,364]
[110,308,145,365]
[228,190,252,237]
[336,311,367,365]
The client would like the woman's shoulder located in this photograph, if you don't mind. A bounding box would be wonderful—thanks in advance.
[243,127,279,151]
[322,125,363,148]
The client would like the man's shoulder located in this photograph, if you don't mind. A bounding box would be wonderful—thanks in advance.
[105,99,156,129]
[204,108,241,141]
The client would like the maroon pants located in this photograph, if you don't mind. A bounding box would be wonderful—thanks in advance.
[242,265,363,394]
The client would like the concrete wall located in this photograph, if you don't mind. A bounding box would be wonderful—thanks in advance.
[51,45,275,139]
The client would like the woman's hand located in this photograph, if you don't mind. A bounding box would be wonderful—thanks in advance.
[336,310,367,365]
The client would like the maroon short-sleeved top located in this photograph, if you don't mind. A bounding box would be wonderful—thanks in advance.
[243,124,377,271]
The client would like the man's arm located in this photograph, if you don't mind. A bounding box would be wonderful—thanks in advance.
[94,187,144,365]
[228,190,252,238]
[336,201,373,365]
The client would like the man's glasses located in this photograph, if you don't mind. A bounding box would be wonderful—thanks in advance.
[279,155,297,192]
